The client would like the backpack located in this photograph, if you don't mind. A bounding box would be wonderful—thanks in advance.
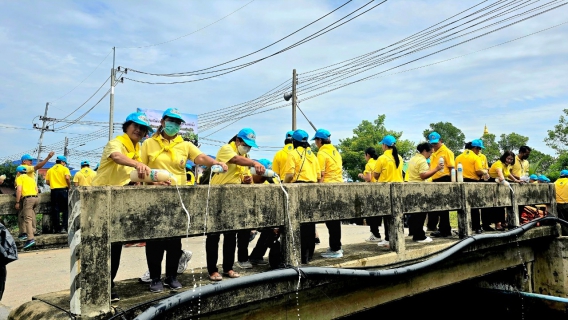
[0,223,18,265]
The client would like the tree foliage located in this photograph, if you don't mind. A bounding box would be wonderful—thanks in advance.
[528,149,554,175]
[545,108,568,154]
[480,133,501,165]
[338,114,415,181]
[422,122,465,155]
[497,132,529,153]
[0,162,19,189]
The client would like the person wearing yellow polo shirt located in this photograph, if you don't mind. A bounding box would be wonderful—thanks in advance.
[206,128,263,281]
[312,129,344,259]
[45,155,71,234]
[358,147,383,242]
[284,129,321,264]
[91,111,154,302]
[373,135,404,247]
[14,166,39,249]
[426,131,455,238]
[73,160,96,186]
[20,151,55,180]
[488,150,520,231]
[140,108,226,291]
[555,170,568,236]
[510,146,531,181]
[272,131,294,180]
[406,142,443,243]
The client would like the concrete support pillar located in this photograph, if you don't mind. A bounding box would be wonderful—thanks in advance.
[531,238,568,298]
[281,186,301,267]
[389,184,405,254]
[458,184,473,239]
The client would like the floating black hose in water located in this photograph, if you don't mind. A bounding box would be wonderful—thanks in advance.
[134,216,568,320]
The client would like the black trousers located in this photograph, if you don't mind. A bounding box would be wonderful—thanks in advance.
[408,213,427,241]
[145,238,182,279]
[558,203,568,236]
[50,188,69,233]
[0,263,5,301]
[367,216,382,238]
[430,176,452,235]
[325,220,342,251]
[206,230,249,274]
[250,228,280,260]
[111,243,122,288]
[300,223,316,264]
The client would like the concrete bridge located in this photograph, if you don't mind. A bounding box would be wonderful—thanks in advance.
[4,182,568,319]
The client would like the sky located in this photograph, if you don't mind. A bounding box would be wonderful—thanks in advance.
[0,0,567,168]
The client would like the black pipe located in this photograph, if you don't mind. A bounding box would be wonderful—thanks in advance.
[134,217,567,320]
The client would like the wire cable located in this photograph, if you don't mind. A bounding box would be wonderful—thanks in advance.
[56,76,111,122]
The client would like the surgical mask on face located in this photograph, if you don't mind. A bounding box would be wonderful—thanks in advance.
[237,145,251,155]
[163,121,181,136]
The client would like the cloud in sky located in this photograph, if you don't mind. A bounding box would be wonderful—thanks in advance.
[0,0,566,167]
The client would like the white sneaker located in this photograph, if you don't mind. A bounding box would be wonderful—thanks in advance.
[139,270,151,283]
[416,237,433,243]
[365,233,381,243]
[177,250,193,274]
[377,240,389,247]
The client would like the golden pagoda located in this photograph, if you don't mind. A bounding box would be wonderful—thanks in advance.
[483,124,489,135]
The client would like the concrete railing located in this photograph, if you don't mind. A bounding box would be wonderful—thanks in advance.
[0,193,51,216]
[64,182,556,319]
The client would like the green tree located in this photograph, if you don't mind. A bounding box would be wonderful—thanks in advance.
[480,133,500,165]
[545,152,568,181]
[422,122,465,155]
[528,149,554,175]
[0,161,18,189]
[545,109,568,154]
[338,114,415,181]
[497,132,529,153]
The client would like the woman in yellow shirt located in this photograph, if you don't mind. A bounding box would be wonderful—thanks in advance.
[140,108,226,292]
[359,147,383,243]
[373,135,404,247]
[488,151,518,231]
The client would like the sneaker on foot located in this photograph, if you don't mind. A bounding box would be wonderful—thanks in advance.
[111,289,120,302]
[150,279,164,293]
[365,233,381,242]
[177,250,193,274]
[23,239,35,249]
[236,260,253,269]
[17,233,27,241]
[321,249,343,258]
[377,240,389,247]
[164,276,182,290]
[139,270,152,283]
[415,237,433,243]
[249,258,269,266]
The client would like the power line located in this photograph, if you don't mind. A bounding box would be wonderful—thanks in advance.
[56,76,111,122]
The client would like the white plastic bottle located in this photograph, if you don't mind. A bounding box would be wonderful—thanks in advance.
[211,165,225,173]
[250,167,277,178]
[438,157,444,172]
[456,162,463,182]
[450,168,456,182]
[130,169,172,183]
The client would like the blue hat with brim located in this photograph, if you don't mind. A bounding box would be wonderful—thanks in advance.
[186,160,195,170]
[538,175,549,182]
[292,129,309,142]
[21,154,33,162]
[529,174,538,180]
[428,132,441,144]
[379,135,397,147]
[471,139,485,149]
[80,160,90,166]
[16,165,27,173]
[560,170,568,177]
[258,158,272,169]
[285,131,294,139]
[162,108,185,123]
[57,155,67,163]
[311,128,331,141]
[125,112,154,134]
[237,128,258,148]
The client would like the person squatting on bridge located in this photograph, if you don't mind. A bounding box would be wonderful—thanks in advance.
[45,155,71,234]
[140,108,226,292]
[15,165,39,249]
[313,128,345,259]
[284,129,321,264]
[206,128,265,281]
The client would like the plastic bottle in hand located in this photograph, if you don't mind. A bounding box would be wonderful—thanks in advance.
[130,169,171,183]
[211,165,226,173]
[250,167,277,178]
[495,178,510,187]
[450,169,456,182]
[438,157,444,172]
[456,162,463,182]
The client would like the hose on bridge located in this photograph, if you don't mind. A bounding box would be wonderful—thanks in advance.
[132,216,568,320]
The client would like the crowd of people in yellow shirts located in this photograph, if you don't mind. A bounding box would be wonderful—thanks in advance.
[10,109,568,300]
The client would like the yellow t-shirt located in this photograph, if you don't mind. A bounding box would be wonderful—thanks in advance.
[140,135,203,186]
[46,164,71,189]
[511,155,529,178]
[284,147,321,183]
[211,142,250,185]
[455,150,483,181]
[489,160,511,180]
[73,167,97,186]
[273,144,294,179]
[186,172,195,186]
[373,149,403,182]
[405,153,430,182]
[92,138,137,186]
[430,144,455,180]
[22,165,36,180]
[16,174,38,196]
[364,158,378,182]
[478,153,489,170]
[317,144,343,183]
[555,177,568,204]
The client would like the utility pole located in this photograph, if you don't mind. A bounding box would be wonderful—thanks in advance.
[108,47,116,141]
[64,137,69,159]
[35,102,50,183]
[292,69,297,131]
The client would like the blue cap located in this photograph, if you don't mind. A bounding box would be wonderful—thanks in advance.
[428,132,441,144]
[292,129,309,142]
[21,154,33,162]
[16,165,27,173]
[185,160,195,170]
[529,174,538,180]
[560,170,568,177]
[125,112,154,134]
[471,139,485,149]
[237,128,258,148]
[538,175,549,182]
[379,135,397,147]
[311,128,331,141]
[57,155,67,163]
[285,131,294,139]
[258,158,272,169]
[80,160,90,166]
[162,108,185,123]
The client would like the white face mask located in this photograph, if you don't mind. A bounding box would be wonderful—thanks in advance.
[237,145,251,155]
